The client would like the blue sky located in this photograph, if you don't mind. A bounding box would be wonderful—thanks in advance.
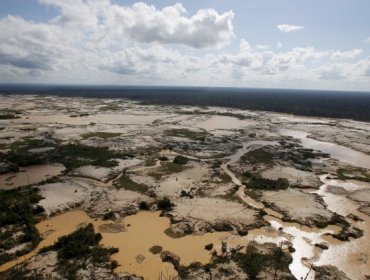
[0,0,369,90]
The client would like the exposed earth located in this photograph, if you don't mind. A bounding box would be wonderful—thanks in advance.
[0,94,369,280]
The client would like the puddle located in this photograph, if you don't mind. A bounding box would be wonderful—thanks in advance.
[265,216,340,280]
[312,176,370,279]
[0,164,65,190]
[196,115,256,131]
[14,114,171,126]
[280,129,370,169]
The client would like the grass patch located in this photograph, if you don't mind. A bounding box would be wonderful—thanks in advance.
[149,162,187,180]
[244,189,261,199]
[175,110,249,120]
[0,188,44,265]
[217,172,232,184]
[114,174,149,193]
[336,167,370,183]
[242,147,274,165]
[161,162,187,174]
[164,129,208,141]
[81,132,121,140]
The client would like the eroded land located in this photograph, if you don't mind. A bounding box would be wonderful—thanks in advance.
[0,94,370,280]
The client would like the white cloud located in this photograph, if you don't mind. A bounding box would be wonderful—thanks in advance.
[277,24,304,33]
[365,37,370,44]
[39,0,235,49]
[331,49,362,60]
[0,1,369,90]
[256,44,269,50]
[319,66,346,80]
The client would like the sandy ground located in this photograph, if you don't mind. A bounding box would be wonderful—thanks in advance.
[1,94,370,279]
[261,166,320,188]
[260,188,333,226]
[169,197,262,233]
[37,180,88,215]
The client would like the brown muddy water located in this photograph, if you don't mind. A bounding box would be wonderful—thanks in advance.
[280,129,370,169]
[0,164,65,190]
[0,211,244,279]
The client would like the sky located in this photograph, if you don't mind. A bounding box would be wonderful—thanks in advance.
[0,0,369,91]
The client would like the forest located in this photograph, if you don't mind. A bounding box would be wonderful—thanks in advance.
[1,85,370,121]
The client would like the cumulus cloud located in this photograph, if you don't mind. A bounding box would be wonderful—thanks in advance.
[39,0,234,49]
[277,24,304,33]
[0,15,71,71]
[331,49,362,60]
[0,0,369,90]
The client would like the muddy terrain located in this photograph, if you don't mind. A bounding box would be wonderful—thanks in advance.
[0,94,369,280]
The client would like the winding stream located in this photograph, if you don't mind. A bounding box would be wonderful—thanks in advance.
[221,137,370,280]
[1,131,369,279]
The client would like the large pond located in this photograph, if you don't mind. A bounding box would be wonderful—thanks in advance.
[0,164,65,190]
[11,114,171,126]
[280,129,370,169]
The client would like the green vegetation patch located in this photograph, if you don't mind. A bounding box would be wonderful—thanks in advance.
[2,139,131,171]
[242,147,274,165]
[0,188,44,266]
[157,197,175,211]
[164,129,208,141]
[1,138,57,167]
[232,244,293,280]
[40,223,118,280]
[99,103,122,111]
[54,144,129,170]
[246,177,289,191]
[149,162,188,180]
[176,110,249,120]
[178,244,293,280]
[336,167,370,183]
[0,114,19,120]
[173,155,189,165]
[114,174,149,193]
[81,132,121,140]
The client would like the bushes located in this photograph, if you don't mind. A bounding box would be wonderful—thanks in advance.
[149,245,163,255]
[139,201,149,210]
[173,155,189,165]
[0,188,43,265]
[43,223,119,279]
[247,177,289,190]
[157,197,174,211]
[2,142,131,171]
[114,174,149,193]
[232,244,292,280]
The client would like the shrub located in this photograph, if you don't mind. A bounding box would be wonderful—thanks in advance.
[149,245,163,255]
[157,197,174,211]
[173,156,189,165]
[139,201,149,210]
